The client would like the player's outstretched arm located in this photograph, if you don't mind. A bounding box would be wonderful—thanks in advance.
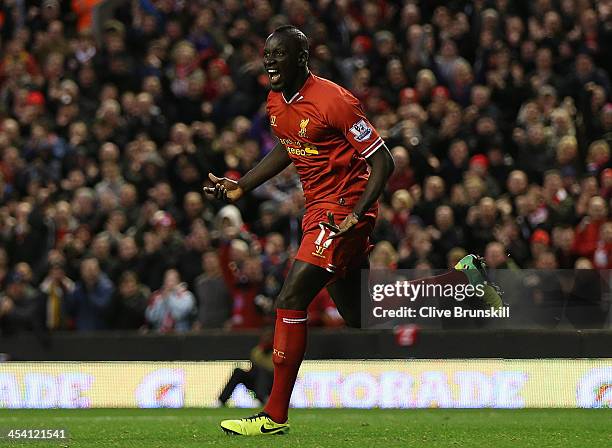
[204,141,291,202]
[323,145,395,237]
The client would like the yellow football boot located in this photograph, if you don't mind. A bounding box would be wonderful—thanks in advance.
[220,411,290,436]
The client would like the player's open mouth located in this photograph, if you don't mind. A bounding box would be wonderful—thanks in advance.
[267,69,281,84]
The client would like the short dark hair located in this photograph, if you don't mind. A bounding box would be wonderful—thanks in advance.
[273,25,309,53]
[120,270,139,284]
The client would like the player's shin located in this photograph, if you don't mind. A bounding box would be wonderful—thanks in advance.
[263,308,308,423]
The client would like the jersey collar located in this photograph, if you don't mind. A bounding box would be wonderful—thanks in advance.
[282,91,303,104]
[281,73,314,104]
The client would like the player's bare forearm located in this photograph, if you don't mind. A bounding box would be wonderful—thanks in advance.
[238,141,291,193]
[204,142,290,202]
[353,145,395,217]
[321,146,394,238]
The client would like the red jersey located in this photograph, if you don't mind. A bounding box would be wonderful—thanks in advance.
[266,74,385,210]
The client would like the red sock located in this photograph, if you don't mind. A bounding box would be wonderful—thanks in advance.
[263,308,307,423]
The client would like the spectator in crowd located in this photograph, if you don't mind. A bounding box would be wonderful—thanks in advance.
[593,221,612,269]
[39,261,75,330]
[447,247,468,270]
[193,250,231,329]
[370,241,399,270]
[110,236,141,283]
[0,271,41,335]
[430,205,463,257]
[221,246,269,330]
[387,146,415,195]
[485,241,518,271]
[145,268,195,333]
[522,249,565,328]
[530,230,553,267]
[65,257,114,331]
[112,271,148,330]
[465,197,499,254]
[177,218,213,288]
[573,196,608,258]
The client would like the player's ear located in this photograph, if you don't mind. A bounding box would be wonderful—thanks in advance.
[298,50,309,67]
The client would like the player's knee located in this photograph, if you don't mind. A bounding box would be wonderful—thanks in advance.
[276,291,307,311]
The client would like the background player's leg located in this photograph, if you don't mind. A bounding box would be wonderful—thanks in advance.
[264,260,332,423]
[218,368,254,405]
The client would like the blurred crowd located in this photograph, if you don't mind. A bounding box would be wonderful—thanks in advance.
[0,0,611,334]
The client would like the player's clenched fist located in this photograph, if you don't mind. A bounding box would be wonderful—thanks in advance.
[203,173,244,202]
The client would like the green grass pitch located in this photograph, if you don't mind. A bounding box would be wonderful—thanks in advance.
[0,408,610,447]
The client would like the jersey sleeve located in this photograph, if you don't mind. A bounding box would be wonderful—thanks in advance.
[325,89,384,158]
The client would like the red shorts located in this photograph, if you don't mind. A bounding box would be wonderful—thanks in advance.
[295,207,376,281]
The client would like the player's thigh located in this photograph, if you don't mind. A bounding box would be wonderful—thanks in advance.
[277,260,332,311]
[326,259,368,328]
